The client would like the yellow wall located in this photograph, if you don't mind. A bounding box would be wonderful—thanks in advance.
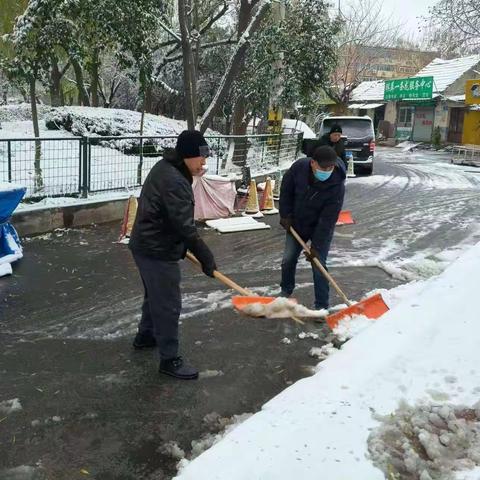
[462,111,480,145]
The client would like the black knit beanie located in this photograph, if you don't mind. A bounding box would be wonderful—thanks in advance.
[329,124,342,134]
[175,130,210,159]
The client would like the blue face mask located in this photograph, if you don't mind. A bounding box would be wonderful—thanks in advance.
[314,169,333,182]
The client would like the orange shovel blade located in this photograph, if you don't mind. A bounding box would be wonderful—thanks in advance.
[326,293,389,330]
[232,296,277,310]
[232,296,298,312]
[336,210,355,226]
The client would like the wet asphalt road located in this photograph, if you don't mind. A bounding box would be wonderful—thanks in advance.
[2,147,480,479]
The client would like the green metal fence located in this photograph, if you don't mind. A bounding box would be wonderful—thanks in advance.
[0,132,303,200]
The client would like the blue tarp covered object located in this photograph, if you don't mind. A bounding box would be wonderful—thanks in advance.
[0,183,26,276]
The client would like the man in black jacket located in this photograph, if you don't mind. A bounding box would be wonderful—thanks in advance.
[129,130,216,380]
[318,124,347,168]
[279,145,346,310]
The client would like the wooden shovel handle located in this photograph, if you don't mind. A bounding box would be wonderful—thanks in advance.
[186,251,254,296]
[289,228,352,307]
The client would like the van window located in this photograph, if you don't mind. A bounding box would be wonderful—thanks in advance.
[322,118,373,138]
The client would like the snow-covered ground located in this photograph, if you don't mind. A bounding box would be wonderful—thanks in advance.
[174,239,480,480]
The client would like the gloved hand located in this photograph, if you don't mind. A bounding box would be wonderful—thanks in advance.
[303,245,318,263]
[189,238,217,277]
[280,217,293,232]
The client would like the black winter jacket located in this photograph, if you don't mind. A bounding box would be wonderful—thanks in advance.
[129,150,199,260]
[279,157,346,251]
[318,133,347,167]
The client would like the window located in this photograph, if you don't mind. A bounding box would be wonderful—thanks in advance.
[322,118,374,138]
[398,106,414,127]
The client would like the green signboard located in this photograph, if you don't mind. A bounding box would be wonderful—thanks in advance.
[384,76,434,101]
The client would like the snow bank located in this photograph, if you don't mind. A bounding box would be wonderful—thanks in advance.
[175,240,480,479]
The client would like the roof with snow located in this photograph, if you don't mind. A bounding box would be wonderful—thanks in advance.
[349,80,385,103]
[414,55,480,93]
[350,54,480,103]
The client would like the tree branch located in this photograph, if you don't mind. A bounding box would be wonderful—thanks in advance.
[197,0,271,133]
[199,1,229,35]
[158,18,182,42]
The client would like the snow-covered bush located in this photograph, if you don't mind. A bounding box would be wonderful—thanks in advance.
[43,106,221,156]
[0,103,48,123]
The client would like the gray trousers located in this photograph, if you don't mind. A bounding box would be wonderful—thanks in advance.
[133,253,181,360]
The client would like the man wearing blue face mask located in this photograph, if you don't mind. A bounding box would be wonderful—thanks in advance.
[279,145,346,310]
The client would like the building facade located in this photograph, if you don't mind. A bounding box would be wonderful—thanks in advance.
[348,55,480,145]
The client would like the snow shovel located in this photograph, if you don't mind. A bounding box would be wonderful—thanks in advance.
[185,252,304,325]
[289,228,389,329]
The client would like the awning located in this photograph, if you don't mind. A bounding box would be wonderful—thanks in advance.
[446,94,465,102]
[348,103,384,109]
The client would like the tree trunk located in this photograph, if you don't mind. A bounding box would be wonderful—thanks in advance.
[178,0,197,130]
[89,49,100,107]
[49,56,62,107]
[137,67,148,185]
[197,0,271,133]
[71,58,90,106]
[144,83,153,114]
[108,79,122,108]
[231,0,253,164]
[30,77,43,192]
[231,97,249,166]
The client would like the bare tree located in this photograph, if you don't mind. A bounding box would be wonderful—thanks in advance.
[175,0,270,131]
[197,0,271,132]
[422,0,479,57]
[178,0,199,130]
[326,0,402,110]
[97,56,126,108]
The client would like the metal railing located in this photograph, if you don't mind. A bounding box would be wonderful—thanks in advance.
[0,132,303,200]
[451,144,480,167]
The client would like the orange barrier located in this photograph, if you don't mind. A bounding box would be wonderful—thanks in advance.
[336,210,355,226]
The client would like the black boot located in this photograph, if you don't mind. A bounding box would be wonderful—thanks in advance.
[159,356,199,380]
[132,331,157,349]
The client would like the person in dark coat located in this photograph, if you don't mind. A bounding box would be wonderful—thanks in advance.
[129,130,216,380]
[279,145,346,310]
[318,124,347,168]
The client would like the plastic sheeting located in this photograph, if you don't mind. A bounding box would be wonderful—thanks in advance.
[0,183,26,276]
[193,175,236,221]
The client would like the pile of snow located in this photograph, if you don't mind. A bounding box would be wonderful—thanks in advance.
[174,240,480,480]
[369,400,480,479]
[309,343,338,360]
[239,297,327,319]
[160,441,186,461]
[0,398,22,415]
